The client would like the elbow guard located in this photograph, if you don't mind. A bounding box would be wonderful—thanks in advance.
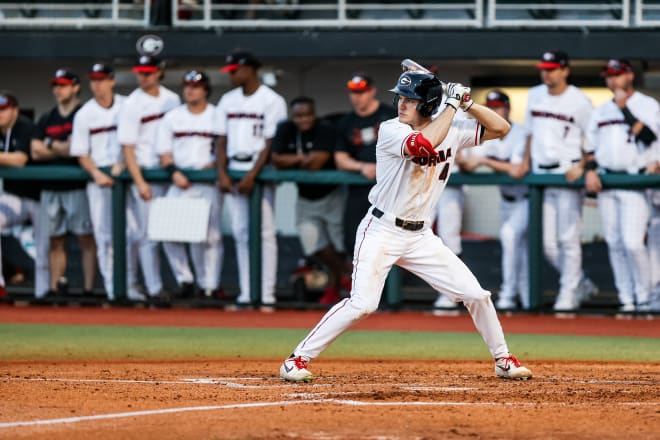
[406,132,436,157]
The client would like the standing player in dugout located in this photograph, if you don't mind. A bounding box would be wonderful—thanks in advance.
[280,62,533,382]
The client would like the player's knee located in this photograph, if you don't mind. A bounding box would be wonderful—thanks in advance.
[462,288,491,303]
[349,294,379,317]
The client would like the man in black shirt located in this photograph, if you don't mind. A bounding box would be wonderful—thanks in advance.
[31,69,96,297]
[334,73,396,255]
[0,91,50,299]
[272,96,352,305]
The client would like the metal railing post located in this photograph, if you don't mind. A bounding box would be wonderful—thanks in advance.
[249,182,263,305]
[111,177,128,301]
[527,184,544,310]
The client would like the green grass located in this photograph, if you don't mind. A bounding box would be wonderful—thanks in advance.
[1,323,658,362]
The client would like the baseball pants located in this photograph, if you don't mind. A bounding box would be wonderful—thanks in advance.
[499,197,530,308]
[648,191,660,309]
[0,192,49,297]
[293,211,510,361]
[162,184,223,290]
[599,189,651,307]
[542,187,584,308]
[126,183,166,297]
[229,183,277,304]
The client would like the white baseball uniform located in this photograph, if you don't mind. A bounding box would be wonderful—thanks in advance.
[586,92,657,310]
[525,84,593,310]
[215,84,287,304]
[156,103,223,291]
[476,122,530,309]
[70,94,138,299]
[117,85,180,296]
[291,115,515,361]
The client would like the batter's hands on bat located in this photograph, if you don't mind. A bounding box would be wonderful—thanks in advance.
[217,172,233,193]
[445,83,471,110]
[565,164,584,182]
[137,181,153,201]
[585,169,602,193]
[360,162,377,180]
[172,170,191,190]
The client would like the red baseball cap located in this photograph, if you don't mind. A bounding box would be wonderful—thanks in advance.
[132,55,163,74]
[346,73,374,93]
[536,51,569,70]
[220,51,262,73]
[88,63,115,80]
[49,68,80,86]
[601,59,633,77]
[485,90,510,108]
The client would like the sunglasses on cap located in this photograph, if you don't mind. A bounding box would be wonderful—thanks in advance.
[0,94,17,109]
[184,71,205,83]
[601,59,633,77]
[347,79,372,93]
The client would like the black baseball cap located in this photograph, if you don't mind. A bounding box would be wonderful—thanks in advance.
[536,50,569,70]
[88,63,114,80]
[485,90,510,108]
[221,51,262,73]
[346,72,374,93]
[601,58,633,77]
[132,55,163,74]
[182,69,210,86]
[0,92,18,110]
[50,68,80,86]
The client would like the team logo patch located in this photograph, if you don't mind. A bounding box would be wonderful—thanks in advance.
[400,76,412,86]
[136,34,164,56]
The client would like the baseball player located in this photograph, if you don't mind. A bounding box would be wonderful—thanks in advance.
[31,68,96,297]
[118,55,181,301]
[649,146,660,311]
[584,59,658,312]
[460,91,530,309]
[0,91,49,299]
[271,96,352,305]
[524,50,598,311]
[70,63,144,301]
[215,50,287,306]
[280,68,533,382]
[156,70,223,298]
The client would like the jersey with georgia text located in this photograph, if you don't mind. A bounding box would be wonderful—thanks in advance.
[586,91,660,174]
[156,103,218,169]
[70,94,125,167]
[117,86,180,168]
[215,84,287,171]
[475,122,528,199]
[368,117,482,224]
[524,84,592,173]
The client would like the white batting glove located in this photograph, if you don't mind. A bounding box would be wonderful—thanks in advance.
[460,94,474,112]
[445,83,471,110]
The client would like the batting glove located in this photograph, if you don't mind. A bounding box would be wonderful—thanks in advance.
[445,83,471,111]
[460,94,474,112]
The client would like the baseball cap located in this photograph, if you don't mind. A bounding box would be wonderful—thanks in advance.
[536,51,569,69]
[132,55,163,74]
[220,51,262,73]
[0,92,18,110]
[49,68,80,86]
[346,73,374,93]
[601,58,633,77]
[485,90,510,108]
[88,63,114,80]
[182,69,210,86]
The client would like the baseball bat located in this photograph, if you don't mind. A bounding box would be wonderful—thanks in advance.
[401,58,447,95]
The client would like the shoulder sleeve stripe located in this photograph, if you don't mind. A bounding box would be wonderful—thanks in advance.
[474,122,482,146]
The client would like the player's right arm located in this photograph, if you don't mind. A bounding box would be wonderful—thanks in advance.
[71,109,113,187]
[117,96,151,200]
[215,135,232,193]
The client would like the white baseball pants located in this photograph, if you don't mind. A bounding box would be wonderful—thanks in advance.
[0,192,49,297]
[435,185,464,255]
[293,211,510,361]
[648,191,660,309]
[542,187,584,307]
[126,183,166,296]
[499,198,530,308]
[598,189,651,307]
[228,183,277,304]
[162,184,223,290]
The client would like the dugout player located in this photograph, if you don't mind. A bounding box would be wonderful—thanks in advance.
[215,51,287,306]
[157,70,224,299]
[583,59,658,312]
[280,67,533,382]
[459,91,530,310]
[334,73,396,256]
[0,92,49,299]
[70,63,144,301]
[271,96,352,305]
[118,56,181,301]
[650,141,660,311]
[31,69,96,297]
[524,50,598,312]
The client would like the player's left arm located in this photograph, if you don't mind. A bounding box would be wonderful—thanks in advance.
[615,90,658,147]
[464,103,510,142]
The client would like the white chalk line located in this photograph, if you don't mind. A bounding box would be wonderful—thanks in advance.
[1,398,658,430]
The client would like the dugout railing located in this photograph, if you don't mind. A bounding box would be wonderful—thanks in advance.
[0,166,658,310]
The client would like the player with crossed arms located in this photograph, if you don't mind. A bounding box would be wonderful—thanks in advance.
[280,61,533,382]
